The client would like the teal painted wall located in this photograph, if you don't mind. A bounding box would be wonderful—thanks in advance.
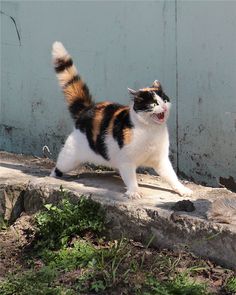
[0,1,235,188]
[176,1,236,187]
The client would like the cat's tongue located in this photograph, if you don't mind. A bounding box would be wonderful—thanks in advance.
[157,112,165,120]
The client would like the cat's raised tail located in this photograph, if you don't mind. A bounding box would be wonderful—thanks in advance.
[52,41,93,120]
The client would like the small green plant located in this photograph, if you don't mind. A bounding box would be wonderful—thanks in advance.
[225,276,236,293]
[164,273,208,295]
[74,238,132,292]
[141,274,208,295]
[90,280,106,292]
[0,215,8,230]
[41,239,97,271]
[35,189,105,249]
[0,267,59,295]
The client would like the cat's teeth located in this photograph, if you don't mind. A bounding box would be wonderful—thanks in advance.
[157,112,165,120]
[151,112,165,123]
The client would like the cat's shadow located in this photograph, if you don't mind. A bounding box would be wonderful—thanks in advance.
[0,162,52,178]
[66,171,175,194]
[1,162,176,195]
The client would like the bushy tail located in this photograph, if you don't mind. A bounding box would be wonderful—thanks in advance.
[52,41,93,120]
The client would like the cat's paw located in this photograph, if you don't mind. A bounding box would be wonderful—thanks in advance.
[174,185,193,197]
[125,190,143,199]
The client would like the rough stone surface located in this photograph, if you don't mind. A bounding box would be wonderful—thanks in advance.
[0,151,236,270]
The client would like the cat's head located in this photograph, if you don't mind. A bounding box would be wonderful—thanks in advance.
[128,80,171,125]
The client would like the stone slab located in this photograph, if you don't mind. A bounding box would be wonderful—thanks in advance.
[0,151,236,269]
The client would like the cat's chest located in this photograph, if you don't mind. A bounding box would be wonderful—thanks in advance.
[130,126,168,163]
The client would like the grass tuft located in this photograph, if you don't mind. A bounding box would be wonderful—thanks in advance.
[35,189,105,249]
[225,276,236,293]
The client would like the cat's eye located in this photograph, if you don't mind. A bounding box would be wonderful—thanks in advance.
[164,99,168,103]
[151,102,158,107]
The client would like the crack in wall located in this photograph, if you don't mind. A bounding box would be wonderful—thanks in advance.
[175,0,179,174]
[0,10,21,46]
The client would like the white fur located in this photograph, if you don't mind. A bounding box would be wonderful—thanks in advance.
[51,102,192,198]
[52,42,78,88]
[52,41,69,59]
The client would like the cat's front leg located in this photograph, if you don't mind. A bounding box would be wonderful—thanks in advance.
[118,163,142,199]
[153,158,193,197]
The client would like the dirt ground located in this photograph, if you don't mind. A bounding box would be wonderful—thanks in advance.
[0,214,235,294]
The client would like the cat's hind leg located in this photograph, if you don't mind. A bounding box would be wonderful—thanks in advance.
[50,132,81,177]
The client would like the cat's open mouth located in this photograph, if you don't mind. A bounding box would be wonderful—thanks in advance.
[151,112,165,124]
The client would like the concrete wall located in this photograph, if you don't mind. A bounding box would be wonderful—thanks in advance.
[0,1,235,189]
[176,1,236,188]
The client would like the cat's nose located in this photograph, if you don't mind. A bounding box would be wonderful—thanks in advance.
[162,105,167,112]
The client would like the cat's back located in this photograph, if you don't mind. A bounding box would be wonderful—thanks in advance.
[74,101,133,161]
[75,101,131,137]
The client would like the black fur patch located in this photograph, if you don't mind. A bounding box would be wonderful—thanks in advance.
[113,109,133,148]
[55,167,63,177]
[154,89,170,102]
[96,104,122,160]
[82,83,92,101]
[75,103,123,160]
[69,101,91,120]
[55,58,73,73]
[76,106,96,153]
[133,90,170,112]
[133,91,156,112]
[161,91,170,102]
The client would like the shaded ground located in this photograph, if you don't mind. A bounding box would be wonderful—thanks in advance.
[0,212,235,295]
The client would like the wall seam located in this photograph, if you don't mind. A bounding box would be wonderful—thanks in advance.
[175,0,179,174]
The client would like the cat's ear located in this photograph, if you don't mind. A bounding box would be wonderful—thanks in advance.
[152,80,162,90]
[128,88,139,96]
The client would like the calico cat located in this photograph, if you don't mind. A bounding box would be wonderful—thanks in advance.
[50,42,192,198]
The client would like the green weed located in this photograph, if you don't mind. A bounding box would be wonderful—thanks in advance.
[0,215,8,230]
[0,266,59,295]
[35,190,105,249]
[225,276,236,293]
[140,274,208,295]
[41,239,97,271]
[164,273,208,295]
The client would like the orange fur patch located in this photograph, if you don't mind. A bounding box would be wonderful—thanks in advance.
[92,102,111,142]
[107,107,127,135]
[141,87,161,92]
[123,127,133,145]
[63,80,88,106]
[107,106,132,145]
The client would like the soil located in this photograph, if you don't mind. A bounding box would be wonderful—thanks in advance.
[0,214,235,294]
[0,214,35,280]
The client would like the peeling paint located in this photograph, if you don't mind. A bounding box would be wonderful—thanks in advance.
[31,100,43,113]
[0,124,18,135]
